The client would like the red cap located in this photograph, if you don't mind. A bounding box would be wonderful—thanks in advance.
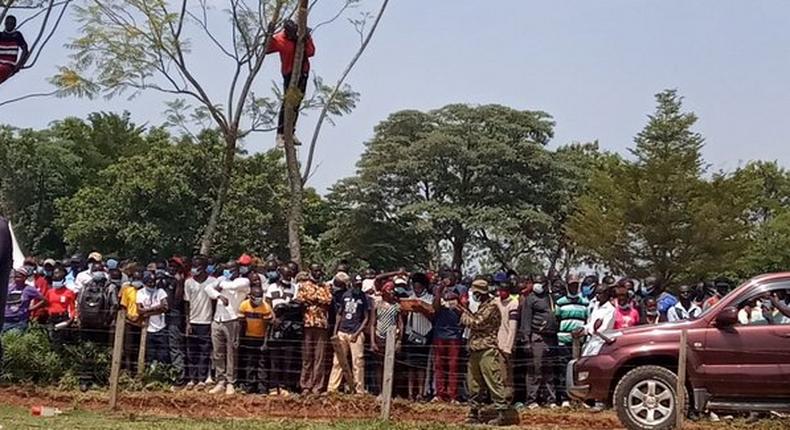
[237,254,253,265]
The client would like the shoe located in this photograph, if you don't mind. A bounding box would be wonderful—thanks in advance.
[184,381,195,391]
[195,382,206,391]
[486,411,507,426]
[208,382,226,394]
[527,402,540,410]
[269,388,279,396]
[430,396,441,403]
[745,412,760,424]
[276,134,285,148]
[709,412,720,422]
[561,401,571,408]
[225,384,235,395]
[591,402,605,413]
[205,376,214,385]
[548,403,559,410]
[79,383,89,393]
[465,411,481,425]
[280,389,291,397]
[450,400,461,405]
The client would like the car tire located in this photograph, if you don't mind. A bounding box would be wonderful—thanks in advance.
[613,365,688,430]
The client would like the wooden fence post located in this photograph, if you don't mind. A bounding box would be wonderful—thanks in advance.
[136,318,148,379]
[380,326,396,420]
[675,330,688,430]
[108,309,126,409]
[572,336,581,360]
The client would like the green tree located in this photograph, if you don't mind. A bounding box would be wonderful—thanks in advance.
[569,90,750,283]
[0,127,83,256]
[331,104,558,271]
[53,0,359,257]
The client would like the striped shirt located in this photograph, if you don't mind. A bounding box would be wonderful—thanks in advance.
[555,295,589,345]
[375,300,401,339]
[406,291,434,336]
[0,31,26,66]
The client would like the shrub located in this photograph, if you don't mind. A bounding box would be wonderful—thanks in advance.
[1,325,64,384]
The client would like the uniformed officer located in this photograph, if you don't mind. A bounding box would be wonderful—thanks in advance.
[458,278,508,426]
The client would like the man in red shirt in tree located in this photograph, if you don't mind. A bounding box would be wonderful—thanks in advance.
[266,19,315,147]
[0,15,29,85]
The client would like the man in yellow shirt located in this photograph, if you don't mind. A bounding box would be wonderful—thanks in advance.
[119,266,143,373]
[239,281,273,394]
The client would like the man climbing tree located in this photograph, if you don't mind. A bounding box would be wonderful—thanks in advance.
[267,18,316,147]
[0,15,28,85]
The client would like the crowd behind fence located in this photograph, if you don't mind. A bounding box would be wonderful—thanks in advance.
[3,251,779,415]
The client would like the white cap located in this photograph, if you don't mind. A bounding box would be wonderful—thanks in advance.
[362,279,376,293]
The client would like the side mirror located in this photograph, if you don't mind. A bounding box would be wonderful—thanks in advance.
[715,306,738,327]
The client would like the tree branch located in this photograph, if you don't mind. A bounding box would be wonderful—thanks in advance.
[302,0,389,183]
[0,90,58,108]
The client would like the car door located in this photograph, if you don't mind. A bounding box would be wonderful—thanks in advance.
[698,283,790,399]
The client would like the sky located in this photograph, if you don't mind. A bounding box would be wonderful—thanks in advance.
[3,0,790,193]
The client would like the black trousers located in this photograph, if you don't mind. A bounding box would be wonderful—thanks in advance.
[123,323,141,374]
[269,337,301,391]
[239,337,267,392]
[146,330,170,365]
[186,324,211,383]
[554,344,572,404]
[525,334,557,405]
[277,73,309,135]
[166,313,186,385]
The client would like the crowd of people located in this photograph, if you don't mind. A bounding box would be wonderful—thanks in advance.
[1,251,767,425]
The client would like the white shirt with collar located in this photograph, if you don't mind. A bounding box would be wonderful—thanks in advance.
[585,299,615,335]
[206,275,250,322]
[667,302,702,322]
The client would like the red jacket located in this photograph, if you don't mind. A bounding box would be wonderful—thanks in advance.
[266,31,315,76]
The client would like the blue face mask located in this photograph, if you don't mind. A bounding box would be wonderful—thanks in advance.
[581,285,595,299]
[223,269,232,279]
[266,271,279,282]
[52,280,65,289]
[206,265,215,274]
[239,266,250,275]
[190,267,202,276]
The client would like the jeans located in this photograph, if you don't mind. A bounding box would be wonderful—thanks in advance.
[433,338,462,401]
[166,313,186,384]
[555,343,572,404]
[146,330,170,365]
[1,320,27,333]
[300,327,328,394]
[186,323,211,384]
[328,331,366,394]
[239,337,266,391]
[277,73,309,135]
[123,323,141,374]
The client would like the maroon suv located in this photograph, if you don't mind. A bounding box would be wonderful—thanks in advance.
[567,273,790,430]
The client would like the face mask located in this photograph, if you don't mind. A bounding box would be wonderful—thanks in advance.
[646,310,658,317]
[533,283,545,295]
[266,271,279,282]
[145,285,156,292]
[52,280,65,289]
[473,292,487,303]
[206,265,215,274]
[239,266,250,275]
[24,266,35,277]
[191,267,202,276]
[618,300,631,310]
[132,281,144,289]
[251,297,263,306]
[44,269,53,277]
[223,269,232,279]
[581,285,595,299]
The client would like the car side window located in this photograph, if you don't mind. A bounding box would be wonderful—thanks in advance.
[734,287,790,326]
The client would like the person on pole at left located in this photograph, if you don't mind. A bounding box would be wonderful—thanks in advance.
[0,15,28,84]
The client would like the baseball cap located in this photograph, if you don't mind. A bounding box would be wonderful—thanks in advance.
[471,279,489,294]
[393,276,408,286]
[333,272,350,284]
[237,254,253,266]
[43,258,57,267]
[88,251,103,263]
[362,279,376,293]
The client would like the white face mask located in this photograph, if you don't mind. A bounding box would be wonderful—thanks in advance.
[533,283,544,295]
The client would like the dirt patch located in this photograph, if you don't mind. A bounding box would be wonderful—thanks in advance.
[0,387,737,429]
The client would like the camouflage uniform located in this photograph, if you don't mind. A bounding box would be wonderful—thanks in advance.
[461,297,508,412]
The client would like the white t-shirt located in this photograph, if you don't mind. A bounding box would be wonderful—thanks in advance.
[266,282,299,309]
[136,287,168,333]
[70,269,93,294]
[668,302,702,322]
[184,276,217,324]
[206,276,250,322]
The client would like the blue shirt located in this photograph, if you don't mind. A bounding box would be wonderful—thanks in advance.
[337,289,369,334]
[433,285,465,340]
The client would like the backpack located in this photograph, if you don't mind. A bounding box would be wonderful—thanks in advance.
[79,282,110,328]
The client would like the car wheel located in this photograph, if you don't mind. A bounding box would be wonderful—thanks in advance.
[613,365,687,430]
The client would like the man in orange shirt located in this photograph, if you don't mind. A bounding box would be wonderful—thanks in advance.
[295,271,332,395]
[239,281,273,394]
[266,19,316,147]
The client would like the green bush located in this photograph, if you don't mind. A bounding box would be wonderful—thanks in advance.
[1,326,64,384]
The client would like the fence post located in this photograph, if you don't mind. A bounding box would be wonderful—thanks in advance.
[108,308,126,409]
[675,330,688,430]
[380,326,396,420]
[572,336,581,360]
[136,318,148,379]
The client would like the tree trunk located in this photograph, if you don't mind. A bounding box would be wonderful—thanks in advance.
[200,133,236,255]
[451,237,464,272]
[281,0,309,267]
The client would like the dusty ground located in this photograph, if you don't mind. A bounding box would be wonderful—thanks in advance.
[0,386,785,430]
